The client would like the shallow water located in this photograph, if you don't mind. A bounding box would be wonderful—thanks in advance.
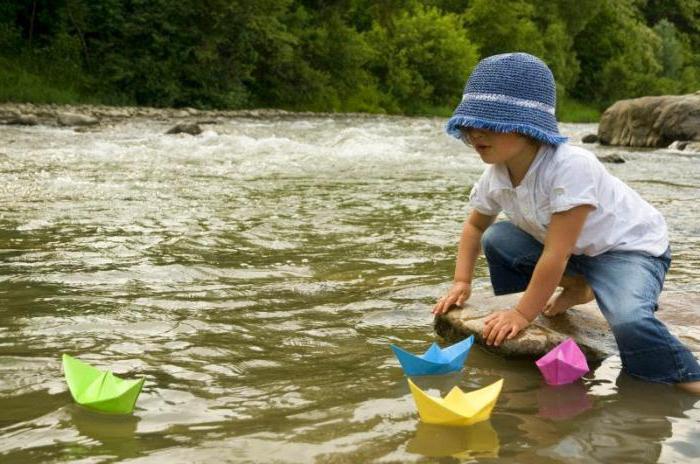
[0,115,699,463]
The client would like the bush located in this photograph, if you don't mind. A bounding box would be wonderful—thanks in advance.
[367,4,479,114]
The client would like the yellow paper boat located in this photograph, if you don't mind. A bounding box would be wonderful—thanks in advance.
[408,378,503,426]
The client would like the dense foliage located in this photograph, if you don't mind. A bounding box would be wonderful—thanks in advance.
[1,0,698,119]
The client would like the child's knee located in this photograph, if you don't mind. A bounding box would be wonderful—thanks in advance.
[481,222,541,262]
[481,221,515,253]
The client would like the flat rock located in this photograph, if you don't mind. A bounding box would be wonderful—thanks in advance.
[5,114,39,126]
[434,291,700,361]
[57,112,99,126]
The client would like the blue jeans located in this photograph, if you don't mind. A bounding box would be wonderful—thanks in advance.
[481,221,700,384]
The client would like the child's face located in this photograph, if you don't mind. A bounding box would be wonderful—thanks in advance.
[460,128,538,165]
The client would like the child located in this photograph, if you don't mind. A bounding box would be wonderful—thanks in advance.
[432,52,700,393]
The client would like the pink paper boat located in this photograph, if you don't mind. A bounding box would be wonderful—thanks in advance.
[535,338,589,385]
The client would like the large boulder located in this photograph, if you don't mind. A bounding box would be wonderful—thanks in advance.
[434,291,700,361]
[597,93,700,147]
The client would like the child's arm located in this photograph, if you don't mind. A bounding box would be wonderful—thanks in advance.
[433,210,496,315]
[482,205,594,345]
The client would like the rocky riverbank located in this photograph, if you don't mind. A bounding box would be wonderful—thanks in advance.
[0,102,400,128]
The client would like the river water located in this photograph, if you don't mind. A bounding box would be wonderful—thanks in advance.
[0,115,699,463]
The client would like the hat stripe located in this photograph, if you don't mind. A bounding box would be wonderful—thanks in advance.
[462,92,555,115]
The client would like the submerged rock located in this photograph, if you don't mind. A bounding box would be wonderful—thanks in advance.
[57,112,100,126]
[434,291,700,361]
[597,154,625,163]
[581,133,598,143]
[166,123,202,135]
[668,140,700,153]
[598,93,700,147]
[5,114,39,126]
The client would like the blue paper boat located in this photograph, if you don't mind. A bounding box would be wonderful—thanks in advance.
[391,336,474,376]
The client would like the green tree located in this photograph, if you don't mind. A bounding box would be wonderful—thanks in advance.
[1,0,698,113]
[640,0,700,38]
[527,0,603,96]
[464,0,544,58]
[571,0,665,105]
[63,0,301,108]
[257,4,382,112]
[368,4,479,114]
[655,19,684,80]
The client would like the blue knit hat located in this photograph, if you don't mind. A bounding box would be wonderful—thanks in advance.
[446,52,567,146]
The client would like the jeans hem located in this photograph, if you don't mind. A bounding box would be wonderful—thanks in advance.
[678,373,700,383]
[625,370,700,384]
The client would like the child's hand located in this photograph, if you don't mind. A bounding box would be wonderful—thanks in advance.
[432,281,471,315]
[482,309,530,346]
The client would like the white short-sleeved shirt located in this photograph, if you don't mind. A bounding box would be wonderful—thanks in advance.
[469,143,668,257]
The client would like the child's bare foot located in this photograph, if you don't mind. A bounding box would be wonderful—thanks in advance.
[543,278,595,317]
[677,381,700,395]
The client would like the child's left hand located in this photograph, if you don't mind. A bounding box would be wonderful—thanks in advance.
[482,309,530,346]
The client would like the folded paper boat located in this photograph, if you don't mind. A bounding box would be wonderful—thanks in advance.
[391,336,474,376]
[408,378,503,426]
[535,338,590,385]
[62,354,145,414]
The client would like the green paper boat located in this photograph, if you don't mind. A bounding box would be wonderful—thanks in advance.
[62,354,145,414]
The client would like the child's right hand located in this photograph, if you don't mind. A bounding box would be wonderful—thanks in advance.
[432,281,471,315]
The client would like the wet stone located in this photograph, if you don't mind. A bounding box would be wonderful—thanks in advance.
[5,114,39,126]
[597,154,625,163]
[434,291,700,361]
[582,133,598,143]
[57,112,99,126]
[166,123,202,135]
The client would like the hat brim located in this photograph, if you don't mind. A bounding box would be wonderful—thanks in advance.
[446,99,568,146]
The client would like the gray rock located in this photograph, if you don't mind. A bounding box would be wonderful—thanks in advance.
[5,114,39,126]
[684,142,700,153]
[598,94,700,147]
[434,291,700,361]
[668,140,700,153]
[74,126,98,133]
[668,141,689,150]
[597,154,625,163]
[57,112,99,126]
[581,133,598,143]
[165,123,202,135]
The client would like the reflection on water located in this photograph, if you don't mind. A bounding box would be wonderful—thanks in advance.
[406,421,499,459]
[69,405,139,452]
[0,117,699,462]
[537,382,593,421]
